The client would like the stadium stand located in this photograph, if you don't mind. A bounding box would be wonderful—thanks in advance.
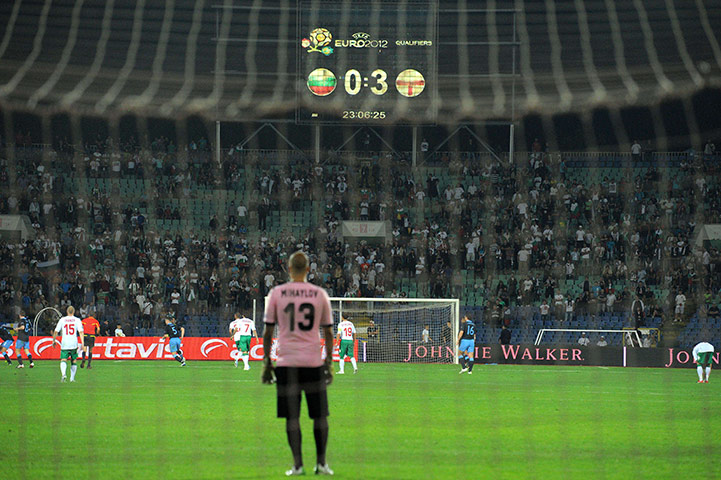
[0,135,720,347]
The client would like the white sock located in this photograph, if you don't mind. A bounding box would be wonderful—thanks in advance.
[350,357,357,370]
[706,366,711,381]
[70,364,77,381]
[339,358,345,373]
[698,366,704,381]
[60,361,67,377]
[242,355,249,368]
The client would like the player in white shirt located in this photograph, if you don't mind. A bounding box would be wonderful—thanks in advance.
[692,342,715,383]
[421,324,430,343]
[52,306,84,383]
[336,317,357,374]
[229,312,258,370]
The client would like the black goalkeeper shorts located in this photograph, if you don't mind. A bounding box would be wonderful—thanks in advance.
[275,366,329,419]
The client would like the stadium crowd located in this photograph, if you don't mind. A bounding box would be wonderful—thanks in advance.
[0,135,720,341]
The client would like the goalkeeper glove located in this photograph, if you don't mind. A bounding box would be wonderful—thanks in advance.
[261,358,276,384]
[321,359,333,386]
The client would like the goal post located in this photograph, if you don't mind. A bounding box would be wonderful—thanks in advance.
[33,307,62,336]
[329,297,460,364]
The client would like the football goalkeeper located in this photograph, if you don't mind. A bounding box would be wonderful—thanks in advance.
[262,251,335,476]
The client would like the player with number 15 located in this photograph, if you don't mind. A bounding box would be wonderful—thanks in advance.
[52,306,84,383]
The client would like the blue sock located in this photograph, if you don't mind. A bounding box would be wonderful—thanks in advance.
[459,356,466,368]
[3,353,10,364]
[16,355,23,365]
[468,358,474,372]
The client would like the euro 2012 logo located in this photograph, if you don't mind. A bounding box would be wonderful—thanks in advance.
[302,28,334,55]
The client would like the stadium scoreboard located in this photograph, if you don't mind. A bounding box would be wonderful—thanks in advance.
[296,0,438,125]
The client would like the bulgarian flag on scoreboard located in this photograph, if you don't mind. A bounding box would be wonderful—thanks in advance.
[307,68,337,96]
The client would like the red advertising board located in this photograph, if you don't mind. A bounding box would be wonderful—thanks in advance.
[24,336,357,362]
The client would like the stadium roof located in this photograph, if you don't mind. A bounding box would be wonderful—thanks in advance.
[0,0,719,124]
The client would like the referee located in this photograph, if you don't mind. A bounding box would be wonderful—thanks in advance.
[81,310,100,369]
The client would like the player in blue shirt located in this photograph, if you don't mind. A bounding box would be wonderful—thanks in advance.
[456,315,476,375]
[0,323,14,365]
[15,312,34,368]
[163,316,186,366]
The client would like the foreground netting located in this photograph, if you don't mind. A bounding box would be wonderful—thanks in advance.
[0,0,717,124]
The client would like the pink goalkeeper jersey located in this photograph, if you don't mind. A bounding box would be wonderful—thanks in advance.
[264,281,332,367]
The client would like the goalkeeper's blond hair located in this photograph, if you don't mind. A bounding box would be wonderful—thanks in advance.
[288,251,309,274]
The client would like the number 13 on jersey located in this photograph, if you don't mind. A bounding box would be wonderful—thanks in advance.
[283,302,316,331]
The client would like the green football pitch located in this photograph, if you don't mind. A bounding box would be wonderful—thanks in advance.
[2,361,719,479]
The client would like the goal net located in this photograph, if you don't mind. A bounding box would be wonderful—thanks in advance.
[534,328,655,348]
[330,297,459,364]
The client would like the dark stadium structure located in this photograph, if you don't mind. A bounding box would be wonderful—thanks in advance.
[0,0,720,350]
